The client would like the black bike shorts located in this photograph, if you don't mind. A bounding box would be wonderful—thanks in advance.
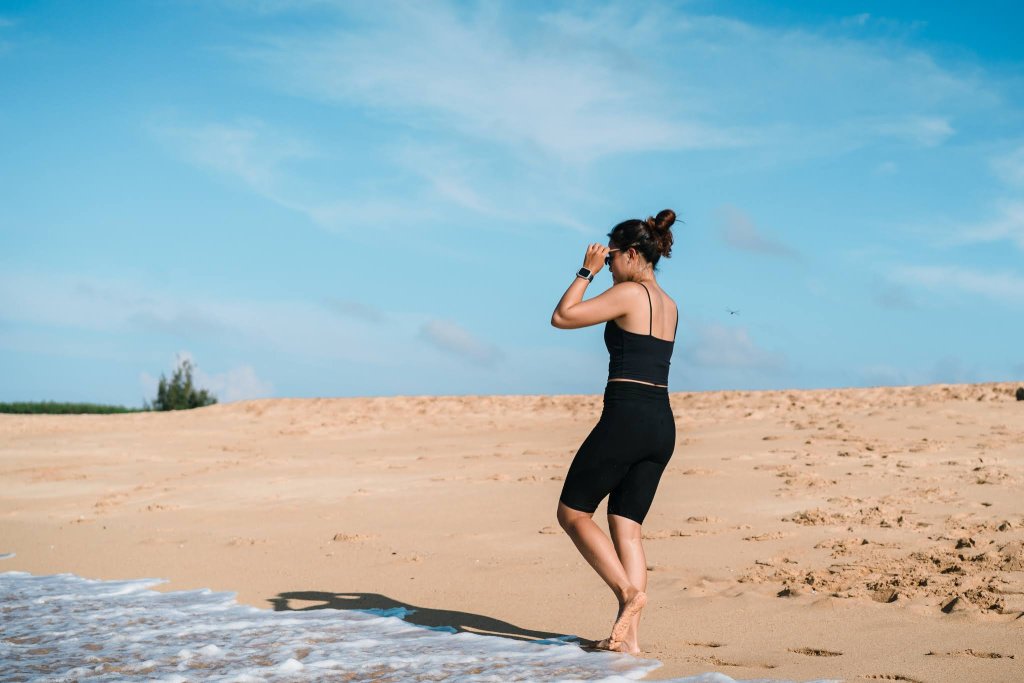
[559,381,676,525]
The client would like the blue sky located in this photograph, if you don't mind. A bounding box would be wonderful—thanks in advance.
[1,1,1023,405]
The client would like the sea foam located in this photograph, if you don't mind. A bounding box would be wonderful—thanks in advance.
[0,564,836,683]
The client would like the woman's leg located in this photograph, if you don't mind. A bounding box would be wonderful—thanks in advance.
[609,513,646,653]
[556,502,640,606]
[606,455,671,654]
[609,514,647,591]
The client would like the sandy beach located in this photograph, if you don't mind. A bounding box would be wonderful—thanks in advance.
[2,382,1022,682]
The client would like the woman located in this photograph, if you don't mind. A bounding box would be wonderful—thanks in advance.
[550,209,678,655]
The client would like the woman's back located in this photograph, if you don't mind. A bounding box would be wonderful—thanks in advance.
[609,281,677,341]
[604,282,677,386]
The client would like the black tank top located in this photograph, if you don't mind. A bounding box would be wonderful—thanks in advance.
[604,283,677,385]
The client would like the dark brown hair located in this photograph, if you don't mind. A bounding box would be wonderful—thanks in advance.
[607,209,676,270]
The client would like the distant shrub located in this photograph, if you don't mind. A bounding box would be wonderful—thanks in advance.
[146,357,218,411]
[0,402,139,414]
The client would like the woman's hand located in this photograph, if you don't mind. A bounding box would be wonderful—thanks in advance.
[583,243,609,274]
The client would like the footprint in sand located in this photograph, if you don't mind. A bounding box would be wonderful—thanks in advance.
[141,503,180,512]
[93,493,130,511]
[692,654,777,669]
[687,641,724,648]
[227,537,270,547]
[642,529,700,540]
[789,647,842,657]
[332,533,376,542]
[686,515,721,523]
[743,531,790,542]
[925,649,1015,659]
[861,676,923,683]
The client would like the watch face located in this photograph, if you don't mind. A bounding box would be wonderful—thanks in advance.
[578,267,592,277]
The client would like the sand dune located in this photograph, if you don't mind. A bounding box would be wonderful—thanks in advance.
[2,382,1022,681]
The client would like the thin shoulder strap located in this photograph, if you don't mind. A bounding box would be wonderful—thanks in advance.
[674,303,679,339]
[638,283,653,335]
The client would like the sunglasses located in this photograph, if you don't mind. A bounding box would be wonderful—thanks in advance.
[604,244,637,267]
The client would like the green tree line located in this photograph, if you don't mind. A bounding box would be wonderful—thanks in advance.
[1,357,218,414]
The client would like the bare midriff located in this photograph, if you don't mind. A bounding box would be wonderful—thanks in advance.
[608,378,668,388]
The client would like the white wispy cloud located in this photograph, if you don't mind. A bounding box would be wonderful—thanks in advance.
[323,298,387,324]
[874,115,954,147]
[223,3,750,165]
[0,15,15,55]
[0,269,617,397]
[140,351,274,403]
[890,264,1024,305]
[0,270,404,364]
[149,115,600,238]
[215,0,338,14]
[839,13,871,28]
[153,1,1008,243]
[219,2,996,169]
[992,144,1024,187]
[871,282,919,311]
[152,118,317,191]
[148,116,449,236]
[875,160,898,175]
[0,269,520,391]
[149,117,321,215]
[858,356,984,387]
[682,322,787,371]
[387,141,597,233]
[390,142,499,217]
[943,201,1024,251]
[418,319,503,368]
[716,205,799,258]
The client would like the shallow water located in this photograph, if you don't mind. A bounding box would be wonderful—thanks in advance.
[0,556,835,682]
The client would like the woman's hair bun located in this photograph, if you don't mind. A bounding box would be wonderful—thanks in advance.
[645,209,675,258]
[609,209,678,267]
[652,209,675,232]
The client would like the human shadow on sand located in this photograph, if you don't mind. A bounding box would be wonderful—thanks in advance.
[269,591,592,646]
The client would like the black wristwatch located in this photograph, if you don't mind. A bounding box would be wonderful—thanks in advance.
[576,267,594,282]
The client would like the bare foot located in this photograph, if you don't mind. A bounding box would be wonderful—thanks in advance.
[617,617,641,654]
[608,591,647,648]
[621,622,641,654]
[594,637,628,652]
